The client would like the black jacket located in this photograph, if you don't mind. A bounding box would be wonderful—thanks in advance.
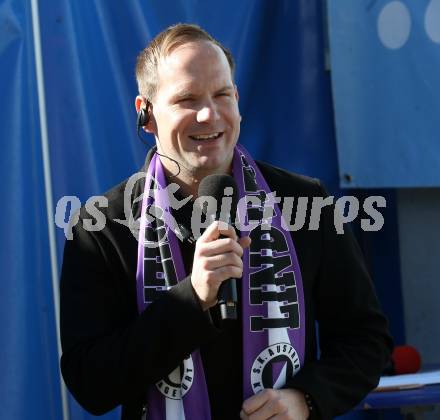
[60,153,392,419]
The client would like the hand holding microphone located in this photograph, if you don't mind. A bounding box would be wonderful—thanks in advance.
[191,221,250,313]
[190,175,250,319]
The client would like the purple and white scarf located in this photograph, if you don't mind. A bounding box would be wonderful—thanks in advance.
[136,145,306,419]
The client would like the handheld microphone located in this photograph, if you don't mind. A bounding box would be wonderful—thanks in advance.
[383,345,422,375]
[198,174,239,320]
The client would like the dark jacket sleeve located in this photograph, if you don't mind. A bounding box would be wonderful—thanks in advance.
[59,217,219,415]
[284,181,393,419]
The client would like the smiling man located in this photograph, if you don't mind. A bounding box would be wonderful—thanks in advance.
[60,24,392,420]
[135,31,241,196]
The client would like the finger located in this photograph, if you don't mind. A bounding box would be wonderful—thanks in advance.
[268,414,290,420]
[215,265,243,281]
[248,398,283,420]
[201,252,243,270]
[194,266,242,290]
[240,409,249,419]
[238,235,251,249]
[199,237,244,257]
[242,390,272,415]
[200,221,237,243]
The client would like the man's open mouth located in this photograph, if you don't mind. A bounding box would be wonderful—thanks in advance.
[189,132,223,141]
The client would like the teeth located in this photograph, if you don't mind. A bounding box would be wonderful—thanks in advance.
[191,132,220,140]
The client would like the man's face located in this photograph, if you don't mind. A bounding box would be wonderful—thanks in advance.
[148,41,241,180]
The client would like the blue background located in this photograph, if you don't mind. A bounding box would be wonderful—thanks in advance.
[328,0,440,188]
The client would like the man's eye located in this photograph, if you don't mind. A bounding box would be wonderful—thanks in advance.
[176,97,194,104]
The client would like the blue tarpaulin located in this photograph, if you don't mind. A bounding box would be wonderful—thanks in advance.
[328,0,440,188]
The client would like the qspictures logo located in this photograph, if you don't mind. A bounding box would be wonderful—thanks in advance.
[54,172,386,242]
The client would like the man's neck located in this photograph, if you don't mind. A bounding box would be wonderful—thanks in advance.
[161,163,233,198]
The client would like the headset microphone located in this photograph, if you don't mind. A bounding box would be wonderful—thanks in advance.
[135,102,182,178]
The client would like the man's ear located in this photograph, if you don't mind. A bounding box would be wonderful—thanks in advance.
[135,95,156,134]
[234,85,242,121]
[234,85,239,101]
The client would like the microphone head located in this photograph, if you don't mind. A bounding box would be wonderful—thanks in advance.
[197,174,239,224]
[392,345,421,375]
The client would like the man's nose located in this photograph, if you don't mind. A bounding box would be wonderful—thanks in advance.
[196,102,220,123]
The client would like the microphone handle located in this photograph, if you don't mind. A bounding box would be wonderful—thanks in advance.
[215,225,239,320]
[217,278,238,320]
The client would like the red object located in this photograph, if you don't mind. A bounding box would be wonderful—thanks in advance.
[392,345,422,374]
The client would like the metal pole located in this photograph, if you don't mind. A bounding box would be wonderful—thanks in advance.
[30,0,70,418]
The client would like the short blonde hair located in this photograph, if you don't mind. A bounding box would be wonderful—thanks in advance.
[135,23,235,101]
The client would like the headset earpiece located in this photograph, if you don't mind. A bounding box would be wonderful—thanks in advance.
[136,107,149,130]
[135,100,181,178]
